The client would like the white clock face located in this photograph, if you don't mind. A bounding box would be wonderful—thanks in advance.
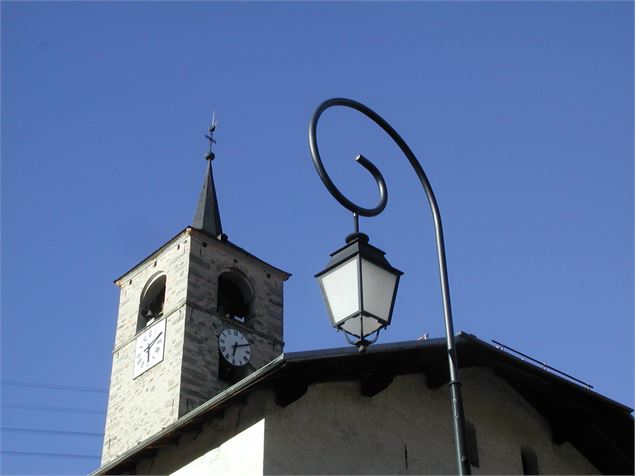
[219,328,251,367]
[133,318,166,378]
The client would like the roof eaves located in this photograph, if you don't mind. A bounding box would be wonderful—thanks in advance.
[458,332,634,414]
[190,228,292,279]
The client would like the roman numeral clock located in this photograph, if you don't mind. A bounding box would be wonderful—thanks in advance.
[218,328,251,367]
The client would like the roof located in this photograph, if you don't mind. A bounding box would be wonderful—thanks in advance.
[192,158,223,238]
[94,332,633,475]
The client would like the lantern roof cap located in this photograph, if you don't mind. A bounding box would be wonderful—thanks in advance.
[315,233,403,278]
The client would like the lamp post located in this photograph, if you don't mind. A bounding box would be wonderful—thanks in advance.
[308,98,471,475]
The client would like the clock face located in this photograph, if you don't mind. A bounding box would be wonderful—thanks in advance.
[218,328,251,367]
[133,318,166,378]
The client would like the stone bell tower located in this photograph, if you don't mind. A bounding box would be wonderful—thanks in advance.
[100,124,290,465]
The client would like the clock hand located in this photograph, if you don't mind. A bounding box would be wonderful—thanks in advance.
[147,331,163,348]
[142,332,164,364]
[234,343,250,347]
[232,342,238,357]
[144,332,164,353]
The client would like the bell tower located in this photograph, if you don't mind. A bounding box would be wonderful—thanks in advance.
[100,123,290,465]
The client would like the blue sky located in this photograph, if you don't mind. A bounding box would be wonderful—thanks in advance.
[2,2,633,474]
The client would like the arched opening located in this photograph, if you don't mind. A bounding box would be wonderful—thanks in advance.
[138,274,166,331]
[217,272,253,323]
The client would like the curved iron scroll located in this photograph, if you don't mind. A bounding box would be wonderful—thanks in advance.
[309,97,439,220]
[308,97,472,476]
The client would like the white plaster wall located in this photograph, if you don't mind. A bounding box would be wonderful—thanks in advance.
[264,374,454,475]
[171,419,265,476]
[460,368,600,475]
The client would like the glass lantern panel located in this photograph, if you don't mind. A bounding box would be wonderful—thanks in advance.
[361,259,398,324]
[319,257,360,325]
[341,314,383,338]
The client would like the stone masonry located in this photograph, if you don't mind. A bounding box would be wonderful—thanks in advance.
[101,227,289,465]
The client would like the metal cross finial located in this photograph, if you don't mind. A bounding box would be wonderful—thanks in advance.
[204,111,219,161]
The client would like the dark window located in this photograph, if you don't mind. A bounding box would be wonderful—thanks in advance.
[521,446,539,475]
[138,274,166,331]
[217,273,252,323]
[465,420,479,468]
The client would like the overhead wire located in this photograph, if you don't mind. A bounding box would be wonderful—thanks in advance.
[2,403,106,414]
[0,450,100,460]
[1,380,107,393]
[1,427,104,437]
[2,379,106,469]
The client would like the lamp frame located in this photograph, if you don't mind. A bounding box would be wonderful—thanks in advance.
[316,233,403,344]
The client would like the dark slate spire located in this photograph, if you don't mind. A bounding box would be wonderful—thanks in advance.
[192,116,223,237]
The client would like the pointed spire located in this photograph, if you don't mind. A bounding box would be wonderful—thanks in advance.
[192,115,224,238]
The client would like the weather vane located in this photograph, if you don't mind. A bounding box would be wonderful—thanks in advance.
[205,111,219,161]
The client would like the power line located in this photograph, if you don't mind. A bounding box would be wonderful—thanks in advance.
[1,380,107,393]
[2,403,105,415]
[1,450,100,460]
[1,427,104,437]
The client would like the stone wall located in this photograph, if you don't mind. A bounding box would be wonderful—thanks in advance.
[178,230,286,413]
[101,231,191,464]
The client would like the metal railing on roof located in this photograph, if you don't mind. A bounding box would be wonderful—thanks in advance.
[492,339,593,390]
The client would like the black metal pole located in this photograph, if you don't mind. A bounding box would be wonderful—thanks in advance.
[309,98,471,475]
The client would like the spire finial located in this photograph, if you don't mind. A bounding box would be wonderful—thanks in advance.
[193,113,224,238]
[204,111,219,161]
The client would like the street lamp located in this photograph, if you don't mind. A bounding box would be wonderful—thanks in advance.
[308,98,472,475]
[316,231,402,351]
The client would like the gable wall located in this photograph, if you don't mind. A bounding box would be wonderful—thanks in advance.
[120,368,600,475]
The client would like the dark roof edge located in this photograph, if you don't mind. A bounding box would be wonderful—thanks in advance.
[90,354,287,476]
[284,336,447,362]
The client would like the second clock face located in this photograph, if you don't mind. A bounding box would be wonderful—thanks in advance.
[219,328,251,367]
[133,318,166,378]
